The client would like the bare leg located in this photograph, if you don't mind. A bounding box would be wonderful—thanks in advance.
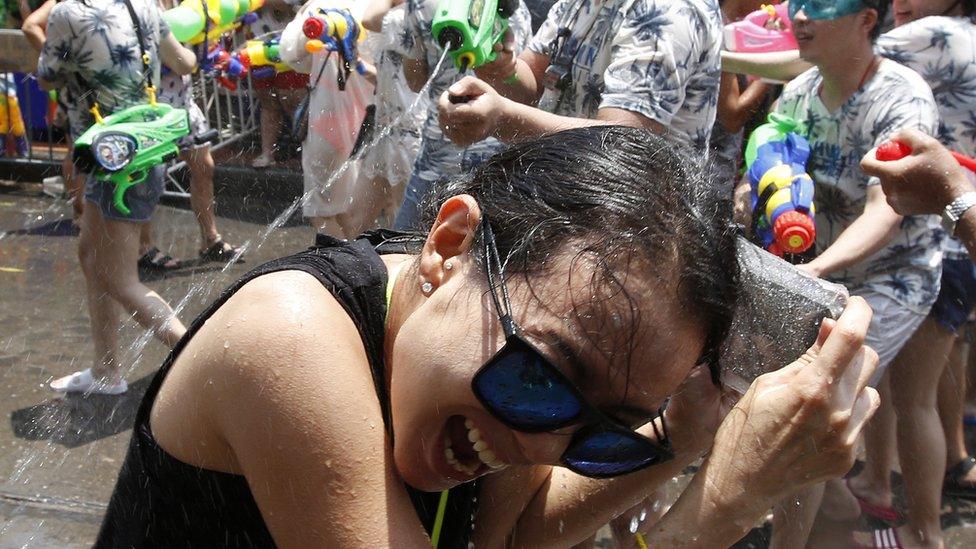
[63,140,84,222]
[847,374,897,508]
[889,318,953,548]
[940,335,970,470]
[139,218,154,256]
[255,88,280,165]
[95,214,186,348]
[77,205,123,382]
[771,483,825,549]
[183,145,221,250]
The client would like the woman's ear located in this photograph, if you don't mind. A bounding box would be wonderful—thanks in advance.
[418,195,482,289]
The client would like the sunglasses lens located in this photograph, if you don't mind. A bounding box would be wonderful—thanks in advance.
[562,430,668,478]
[473,340,582,431]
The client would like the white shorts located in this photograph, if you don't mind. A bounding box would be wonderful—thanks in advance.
[859,289,929,386]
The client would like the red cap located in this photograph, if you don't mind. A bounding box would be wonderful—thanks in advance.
[773,211,815,254]
[876,140,912,162]
[303,17,325,39]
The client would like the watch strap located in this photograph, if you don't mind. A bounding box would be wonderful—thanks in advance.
[942,191,976,235]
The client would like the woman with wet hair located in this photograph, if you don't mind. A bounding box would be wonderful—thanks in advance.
[96,125,879,548]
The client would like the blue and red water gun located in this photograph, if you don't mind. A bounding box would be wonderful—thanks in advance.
[744,113,817,256]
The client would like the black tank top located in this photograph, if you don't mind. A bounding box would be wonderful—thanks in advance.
[96,231,480,548]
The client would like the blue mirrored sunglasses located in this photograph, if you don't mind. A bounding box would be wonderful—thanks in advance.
[470,220,674,478]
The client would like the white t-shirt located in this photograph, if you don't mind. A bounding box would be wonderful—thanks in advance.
[528,0,723,149]
[776,59,942,314]
[877,15,976,260]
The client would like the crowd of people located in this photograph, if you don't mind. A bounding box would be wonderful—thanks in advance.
[7,0,976,546]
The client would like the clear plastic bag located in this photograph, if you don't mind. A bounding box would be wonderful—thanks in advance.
[719,237,849,394]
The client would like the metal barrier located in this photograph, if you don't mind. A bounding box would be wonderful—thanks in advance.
[0,29,260,196]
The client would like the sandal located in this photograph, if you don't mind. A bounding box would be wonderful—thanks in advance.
[852,527,904,549]
[138,247,182,272]
[944,456,976,500]
[199,239,244,264]
[50,368,128,395]
[846,478,904,523]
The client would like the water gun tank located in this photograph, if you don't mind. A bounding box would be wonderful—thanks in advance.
[724,3,797,54]
[744,113,817,256]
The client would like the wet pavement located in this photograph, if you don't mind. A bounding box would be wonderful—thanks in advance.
[1,185,976,547]
[0,186,312,546]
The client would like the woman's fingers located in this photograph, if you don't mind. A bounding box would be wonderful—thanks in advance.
[811,296,872,380]
[840,387,880,448]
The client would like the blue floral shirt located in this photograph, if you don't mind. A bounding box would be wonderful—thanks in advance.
[877,16,976,261]
[37,0,169,139]
[528,0,723,150]
[401,0,532,185]
[776,60,943,314]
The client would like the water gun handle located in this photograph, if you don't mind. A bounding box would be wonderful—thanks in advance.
[876,140,976,173]
[448,94,473,104]
[112,179,136,215]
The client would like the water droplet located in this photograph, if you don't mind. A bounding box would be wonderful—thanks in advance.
[629,516,639,533]
[223,341,230,349]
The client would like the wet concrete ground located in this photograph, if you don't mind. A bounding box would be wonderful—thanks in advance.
[1,185,976,547]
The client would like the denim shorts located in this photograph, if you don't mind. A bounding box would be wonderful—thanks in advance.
[930,258,976,334]
[84,165,165,222]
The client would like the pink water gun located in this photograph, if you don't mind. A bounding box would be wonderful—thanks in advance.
[724,3,798,54]
[876,140,976,173]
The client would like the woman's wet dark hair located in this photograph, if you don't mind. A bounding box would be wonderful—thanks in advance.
[419,125,739,385]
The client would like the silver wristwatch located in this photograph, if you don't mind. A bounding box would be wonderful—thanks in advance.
[942,191,976,236]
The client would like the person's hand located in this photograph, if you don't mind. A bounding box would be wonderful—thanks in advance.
[705,296,880,506]
[732,179,753,228]
[795,261,824,279]
[664,364,736,459]
[473,29,518,84]
[438,76,506,147]
[860,128,973,216]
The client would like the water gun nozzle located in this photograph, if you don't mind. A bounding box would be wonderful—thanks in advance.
[437,27,464,52]
[773,211,816,254]
[876,140,913,162]
[306,39,327,53]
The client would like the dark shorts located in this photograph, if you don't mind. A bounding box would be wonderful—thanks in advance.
[83,166,165,223]
[931,257,976,334]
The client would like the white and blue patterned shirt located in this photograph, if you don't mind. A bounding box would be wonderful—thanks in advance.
[877,15,976,261]
[776,60,943,314]
[37,0,170,139]
[528,0,723,150]
[401,0,532,185]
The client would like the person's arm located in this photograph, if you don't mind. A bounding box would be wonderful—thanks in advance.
[861,128,976,256]
[190,272,432,547]
[798,185,902,278]
[498,298,879,548]
[362,0,399,32]
[473,35,549,106]
[717,73,769,134]
[438,77,664,146]
[159,32,196,75]
[21,0,56,52]
[721,50,811,82]
[35,4,73,91]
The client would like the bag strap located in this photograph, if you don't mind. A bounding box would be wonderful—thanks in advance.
[121,0,157,103]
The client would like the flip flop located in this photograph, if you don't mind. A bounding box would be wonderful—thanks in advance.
[846,478,904,523]
[138,247,182,273]
[944,456,976,500]
[49,368,128,395]
[852,527,904,549]
[199,240,244,264]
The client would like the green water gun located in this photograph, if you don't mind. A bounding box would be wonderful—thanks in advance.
[73,103,216,214]
[431,0,518,72]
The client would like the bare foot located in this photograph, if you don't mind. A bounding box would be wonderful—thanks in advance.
[847,473,894,510]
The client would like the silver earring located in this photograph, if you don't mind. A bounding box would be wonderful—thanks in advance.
[421,281,433,295]
[444,261,453,271]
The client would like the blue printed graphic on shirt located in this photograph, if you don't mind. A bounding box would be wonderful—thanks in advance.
[877,15,976,260]
[528,0,722,149]
[776,60,943,314]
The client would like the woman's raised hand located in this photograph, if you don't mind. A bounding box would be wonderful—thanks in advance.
[438,76,506,147]
[704,296,880,506]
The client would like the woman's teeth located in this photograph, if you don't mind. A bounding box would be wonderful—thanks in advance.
[443,418,507,475]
